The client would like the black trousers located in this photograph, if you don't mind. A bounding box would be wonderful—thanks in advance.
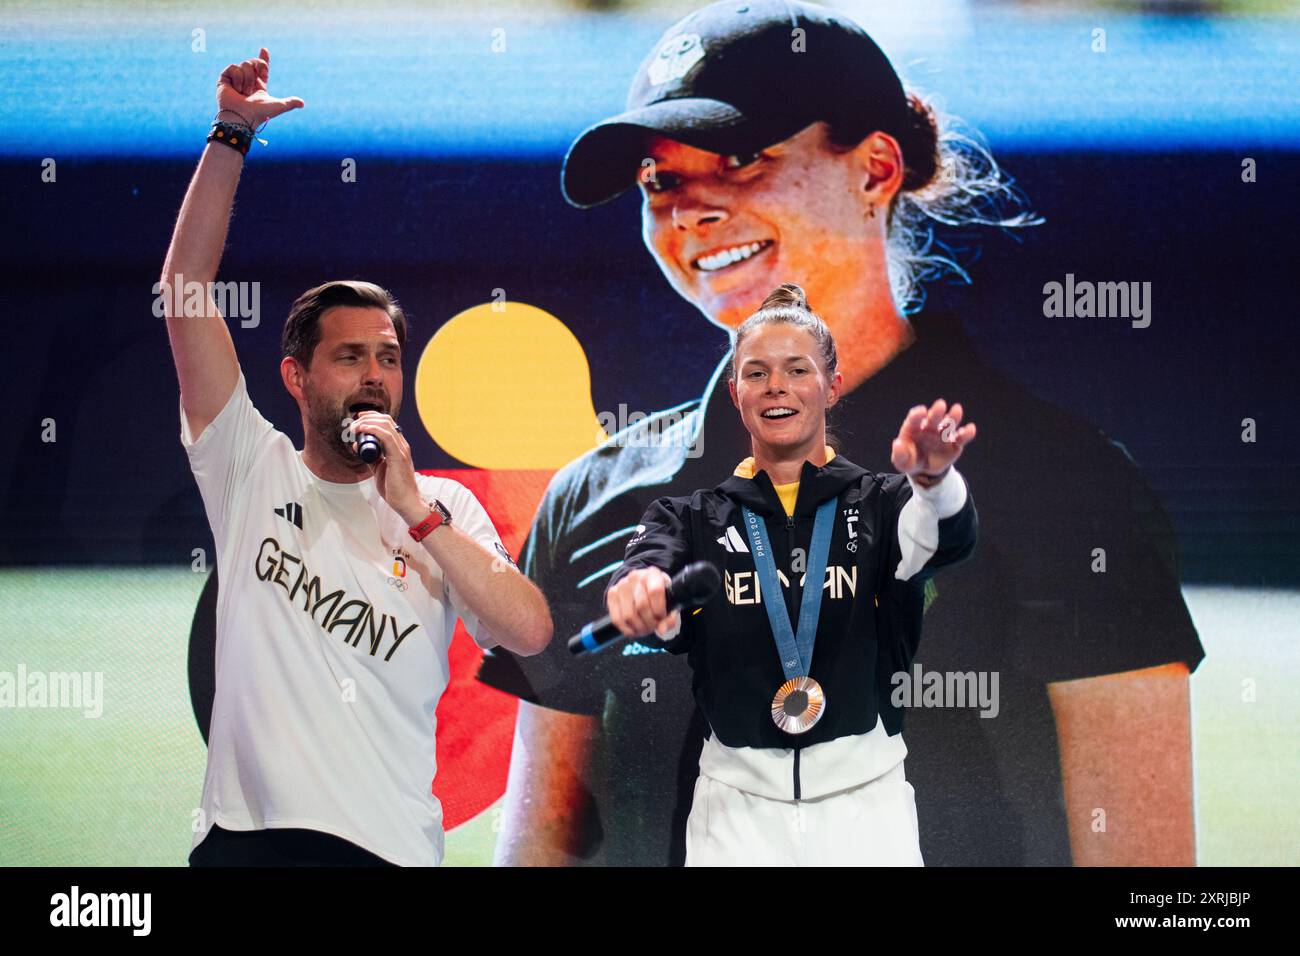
[189,823,397,867]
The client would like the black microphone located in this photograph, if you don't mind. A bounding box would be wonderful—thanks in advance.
[568,561,721,656]
[344,407,385,464]
[357,433,382,464]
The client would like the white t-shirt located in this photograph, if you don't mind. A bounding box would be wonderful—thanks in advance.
[181,372,507,866]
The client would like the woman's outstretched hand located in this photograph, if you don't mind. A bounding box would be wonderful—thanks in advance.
[891,397,976,484]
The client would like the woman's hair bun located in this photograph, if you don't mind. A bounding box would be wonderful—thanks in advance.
[729,281,837,383]
[759,282,809,312]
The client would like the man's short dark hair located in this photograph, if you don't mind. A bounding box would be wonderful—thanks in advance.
[282,280,408,368]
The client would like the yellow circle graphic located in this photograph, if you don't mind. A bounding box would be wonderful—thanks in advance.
[415,300,606,469]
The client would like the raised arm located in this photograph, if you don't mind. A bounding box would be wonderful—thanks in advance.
[159,47,303,439]
[889,397,978,581]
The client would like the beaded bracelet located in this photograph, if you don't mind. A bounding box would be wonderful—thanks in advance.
[216,108,255,128]
[207,111,270,156]
[208,119,254,155]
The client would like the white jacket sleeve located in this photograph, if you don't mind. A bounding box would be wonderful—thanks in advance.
[894,466,972,582]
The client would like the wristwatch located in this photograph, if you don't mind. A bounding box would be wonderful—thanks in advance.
[408,499,452,542]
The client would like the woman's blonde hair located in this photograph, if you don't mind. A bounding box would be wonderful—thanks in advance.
[861,91,1042,314]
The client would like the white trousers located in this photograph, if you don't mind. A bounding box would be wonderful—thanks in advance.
[685,760,925,866]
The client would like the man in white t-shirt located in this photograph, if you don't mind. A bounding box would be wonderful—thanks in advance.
[162,48,553,866]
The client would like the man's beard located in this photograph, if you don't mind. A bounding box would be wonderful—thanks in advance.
[306,394,356,465]
[305,390,399,466]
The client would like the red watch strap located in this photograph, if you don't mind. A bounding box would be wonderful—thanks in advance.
[408,504,445,542]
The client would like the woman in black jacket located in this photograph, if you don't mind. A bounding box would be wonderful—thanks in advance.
[605,283,978,866]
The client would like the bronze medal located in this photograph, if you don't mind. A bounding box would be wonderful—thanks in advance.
[771,675,826,734]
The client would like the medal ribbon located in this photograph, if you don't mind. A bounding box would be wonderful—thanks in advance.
[741,497,837,681]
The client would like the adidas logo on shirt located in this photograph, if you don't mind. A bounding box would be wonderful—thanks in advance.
[716,526,750,554]
[274,502,304,530]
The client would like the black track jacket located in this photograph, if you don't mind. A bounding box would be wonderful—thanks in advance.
[606,453,977,800]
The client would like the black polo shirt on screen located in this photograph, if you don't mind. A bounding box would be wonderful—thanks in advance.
[479,309,1206,866]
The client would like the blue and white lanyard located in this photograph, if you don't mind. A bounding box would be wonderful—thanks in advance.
[740,497,837,680]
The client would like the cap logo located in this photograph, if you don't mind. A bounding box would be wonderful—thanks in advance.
[647,33,705,86]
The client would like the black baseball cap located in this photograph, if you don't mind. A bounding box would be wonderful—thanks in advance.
[562,0,909,208]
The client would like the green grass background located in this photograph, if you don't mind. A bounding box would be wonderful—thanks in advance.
[0,568,1295,866]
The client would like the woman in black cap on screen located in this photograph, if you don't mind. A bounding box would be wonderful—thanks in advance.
[603,283,976,865]
[480,0,1202,868]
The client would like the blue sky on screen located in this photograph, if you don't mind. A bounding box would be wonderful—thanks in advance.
[2,5,1297,157]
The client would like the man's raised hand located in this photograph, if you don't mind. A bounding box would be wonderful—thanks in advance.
[216,47,304,127]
